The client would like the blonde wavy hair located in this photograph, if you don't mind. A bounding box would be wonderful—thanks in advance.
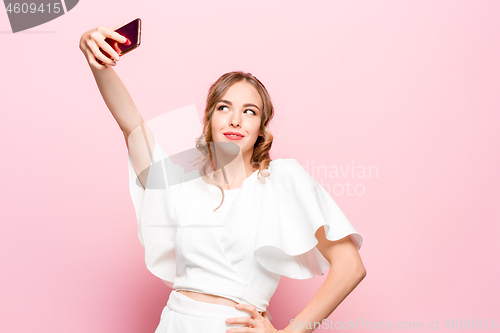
[194,71,275,211]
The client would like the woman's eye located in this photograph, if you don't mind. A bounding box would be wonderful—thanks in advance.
[217,105,256,115]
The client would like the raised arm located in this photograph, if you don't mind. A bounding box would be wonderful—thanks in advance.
[79,25,156,189]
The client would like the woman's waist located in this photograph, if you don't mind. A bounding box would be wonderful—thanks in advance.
[173,277,271,312]
[174,289,264,315]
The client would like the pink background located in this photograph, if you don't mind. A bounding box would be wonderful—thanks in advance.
[1,0,499,332]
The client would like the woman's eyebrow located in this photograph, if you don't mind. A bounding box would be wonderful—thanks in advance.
[219,99,261,112]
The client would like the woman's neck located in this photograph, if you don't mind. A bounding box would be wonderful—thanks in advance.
[213,152,255,189]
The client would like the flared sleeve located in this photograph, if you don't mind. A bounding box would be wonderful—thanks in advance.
[253,158,363,280]
[127,136,186,288]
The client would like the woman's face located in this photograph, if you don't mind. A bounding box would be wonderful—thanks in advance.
[211,81,263,156]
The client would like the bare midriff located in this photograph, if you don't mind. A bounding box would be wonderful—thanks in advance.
[175,289,264,315]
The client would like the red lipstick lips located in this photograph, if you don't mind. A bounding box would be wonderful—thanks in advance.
[223,131,244,140]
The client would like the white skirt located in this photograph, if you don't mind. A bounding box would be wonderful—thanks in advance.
[155,290,253,333]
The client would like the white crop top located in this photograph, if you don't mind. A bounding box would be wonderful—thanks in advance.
[127,134,363,319]
[173,189,262,313]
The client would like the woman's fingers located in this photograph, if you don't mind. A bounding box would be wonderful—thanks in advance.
[235,304,261,320]
[97,26,127,59]
[84,48,108,70]
[90,29,120,62]
[79,25,127,70]
[86,37,116,67]
[110,30,128,45]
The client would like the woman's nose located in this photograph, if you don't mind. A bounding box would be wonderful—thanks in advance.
[230,115,241,127]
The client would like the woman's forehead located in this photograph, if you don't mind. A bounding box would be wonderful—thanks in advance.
[221,82,262,108]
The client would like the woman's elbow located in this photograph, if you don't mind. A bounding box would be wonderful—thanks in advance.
[355,263,367,281]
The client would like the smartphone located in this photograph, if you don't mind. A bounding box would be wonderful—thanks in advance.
[96,18,141,64]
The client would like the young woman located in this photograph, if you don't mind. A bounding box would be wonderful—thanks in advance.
[79,25,366,333]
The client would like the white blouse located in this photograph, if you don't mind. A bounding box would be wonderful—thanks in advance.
[128,135,363,319]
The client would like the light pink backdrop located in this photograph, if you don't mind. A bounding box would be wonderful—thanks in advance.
[1,0,499,332]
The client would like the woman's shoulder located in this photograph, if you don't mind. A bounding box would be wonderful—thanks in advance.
[269,158,299,165]
[267,158,312,182]
[269,158,305,172]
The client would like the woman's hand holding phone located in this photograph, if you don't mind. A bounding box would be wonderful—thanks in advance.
[79,25,127,70]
